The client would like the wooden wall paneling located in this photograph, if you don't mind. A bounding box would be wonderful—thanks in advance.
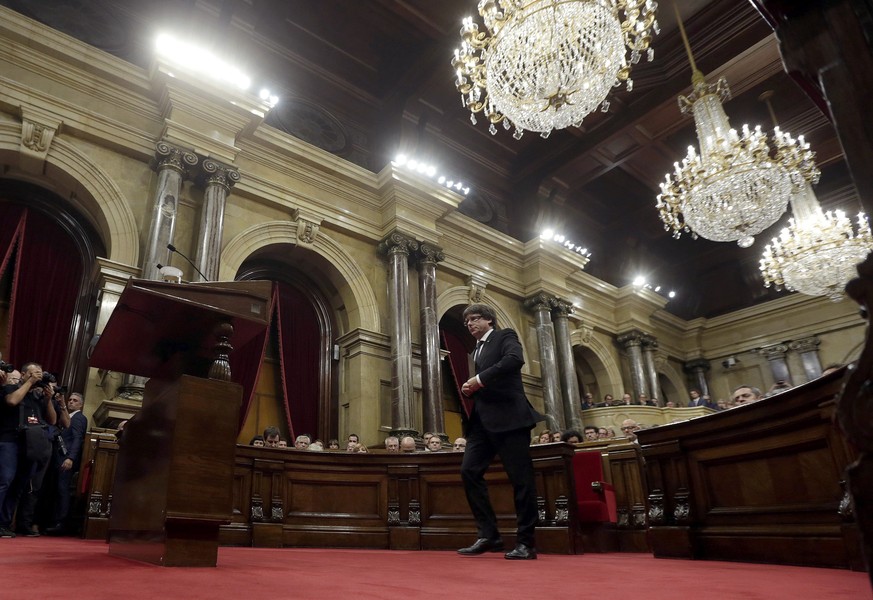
[82,436,119,540]
[606,444,650,552]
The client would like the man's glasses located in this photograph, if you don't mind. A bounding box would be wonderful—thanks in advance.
[464,315,483,325]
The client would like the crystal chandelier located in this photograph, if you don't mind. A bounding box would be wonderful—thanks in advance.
[655,8,818,248]
[451,0,659,139]
[760,181,873,301]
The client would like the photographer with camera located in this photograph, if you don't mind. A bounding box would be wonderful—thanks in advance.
[0,362,57,537]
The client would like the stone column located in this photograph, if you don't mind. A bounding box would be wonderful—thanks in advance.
[551,298,583,430]
[142,141,198,282]
[525,293,565,431]
[378,231,419,438]
[758,343,792,384]
[416,242,446,441]
[683,358,711,397]
[789,336,823,382]
[617,330,648,401]
[194,158,240,281]
[642,335,661,405]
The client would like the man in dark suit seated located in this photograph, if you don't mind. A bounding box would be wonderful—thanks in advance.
[457,303,544,561]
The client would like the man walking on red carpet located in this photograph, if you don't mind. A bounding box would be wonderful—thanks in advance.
[458,303,544,560]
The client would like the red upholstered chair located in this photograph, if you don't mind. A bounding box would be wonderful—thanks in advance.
[573,451,618,523]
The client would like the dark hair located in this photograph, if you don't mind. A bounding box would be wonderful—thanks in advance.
[583,425,598,433]
[348,433,359,442]
[249,435,265,445]
[463,303,498,329]
[263,426,280,439]
[732,385,762,397]
[561,429,583,442]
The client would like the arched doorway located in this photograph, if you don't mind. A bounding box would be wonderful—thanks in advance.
[0,179,105,391]
[235,251,339,444]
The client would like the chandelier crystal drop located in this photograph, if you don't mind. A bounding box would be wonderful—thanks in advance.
[760,181,873,301]
[452,0,659,138]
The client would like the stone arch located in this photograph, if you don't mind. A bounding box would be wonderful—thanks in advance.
[570,327,623,398]
[0,123,139,267]
[656,360,686,405]
[221,220,380,332]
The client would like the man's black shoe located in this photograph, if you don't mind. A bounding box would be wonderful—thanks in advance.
[457,537,504,555]
[45,524,66,536]
[504,543,537,560]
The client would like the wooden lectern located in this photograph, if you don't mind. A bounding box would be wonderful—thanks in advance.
[90,278,272,567]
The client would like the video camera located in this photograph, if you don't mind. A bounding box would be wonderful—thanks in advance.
[0,360,14,373]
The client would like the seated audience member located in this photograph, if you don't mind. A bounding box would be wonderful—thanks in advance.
[583,426,599,441]
[536,429,552,444]
[400,436,417,453]
[355,444,369,454]
[277,438,288,448]
[699,394,718,410]
[347,433,359,450]
[613,393,634,406]
[638,393,656,406]
[346,439,358,452]
[561,429,582,444]
[422,432,434,447]
[732,385,763,405]
[294,434,311,450]
[822,363,843,376]
[452,437,467,452]
[263,426,281,448]
[327,439,340,450]
[597,427,609,439]
[597,394,613,407]
[249,435,266,447]
[426,436,443,452]
[765,380,792,397]
[309,441,324,451]
[665,401,676,408]
[551,431,562,442]
[687,389,704,407]
[716,399,728,411]
[606,427,616,439]
[620,419,641,443]
[581,393,595,410]
[384,436,400,452]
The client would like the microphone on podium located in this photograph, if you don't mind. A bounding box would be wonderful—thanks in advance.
[166,244,210,282]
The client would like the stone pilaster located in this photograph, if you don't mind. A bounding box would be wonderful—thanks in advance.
[416,242,446,441]
[683,358,711,397]
[641,335,661,405]
[193,158,240,281]
[142,141,198,282]
[551,298,583,430]
[757,343,792,384]
[524,292,565,431]
[378,231,419,438]
[789,336,823,382]
[617,330,648,401]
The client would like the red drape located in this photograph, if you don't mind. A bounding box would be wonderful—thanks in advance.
[5,207,83,376]
[441,329,473,418]
[274,281,320,440]
[229,284,276,432]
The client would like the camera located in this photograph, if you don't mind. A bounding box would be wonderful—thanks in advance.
[0,361,14,373]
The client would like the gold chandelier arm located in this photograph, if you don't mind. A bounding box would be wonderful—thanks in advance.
[673,1,704,85]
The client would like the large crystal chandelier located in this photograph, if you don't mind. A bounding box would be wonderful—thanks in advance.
[451,0,659,139]
[760,181,873,301]
[655,8,818,248]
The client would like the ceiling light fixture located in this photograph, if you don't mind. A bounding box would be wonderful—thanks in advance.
[393,154,471,195]
[452,1,659,139]
[655,4,818,248]
[540,230,591,257]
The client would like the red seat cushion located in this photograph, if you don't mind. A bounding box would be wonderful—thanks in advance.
[573,451,617,523]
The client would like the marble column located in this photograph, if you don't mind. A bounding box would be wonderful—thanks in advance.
[194,158,240,281]
[683,358,711,397]
[525,293,565,431]
[789,336,823,382]
[758,343,792,384]
[378,231,419,438]
[617,330,648,401]
[642,335,661,405]
[142,141,198,282]
[416,242,446,441]
[551,298,583,430]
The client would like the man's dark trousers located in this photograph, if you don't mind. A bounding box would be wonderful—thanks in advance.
[460,413,537,546]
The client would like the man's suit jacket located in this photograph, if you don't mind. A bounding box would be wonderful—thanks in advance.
[61,411,87,469]
[470,328,544,434]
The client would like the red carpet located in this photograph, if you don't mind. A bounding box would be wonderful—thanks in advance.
[0,538,867,599]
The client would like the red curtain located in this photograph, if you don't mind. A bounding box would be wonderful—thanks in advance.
[441,329,473,418]
[229,284,276,432]
[274,281,320,440]
[0,204,25,279]
[4,207,83,376]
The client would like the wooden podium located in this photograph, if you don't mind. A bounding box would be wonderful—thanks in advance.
[90,278,272,566]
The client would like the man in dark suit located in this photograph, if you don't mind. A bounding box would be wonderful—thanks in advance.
[457,303,543,560]
[46,392,87,535]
